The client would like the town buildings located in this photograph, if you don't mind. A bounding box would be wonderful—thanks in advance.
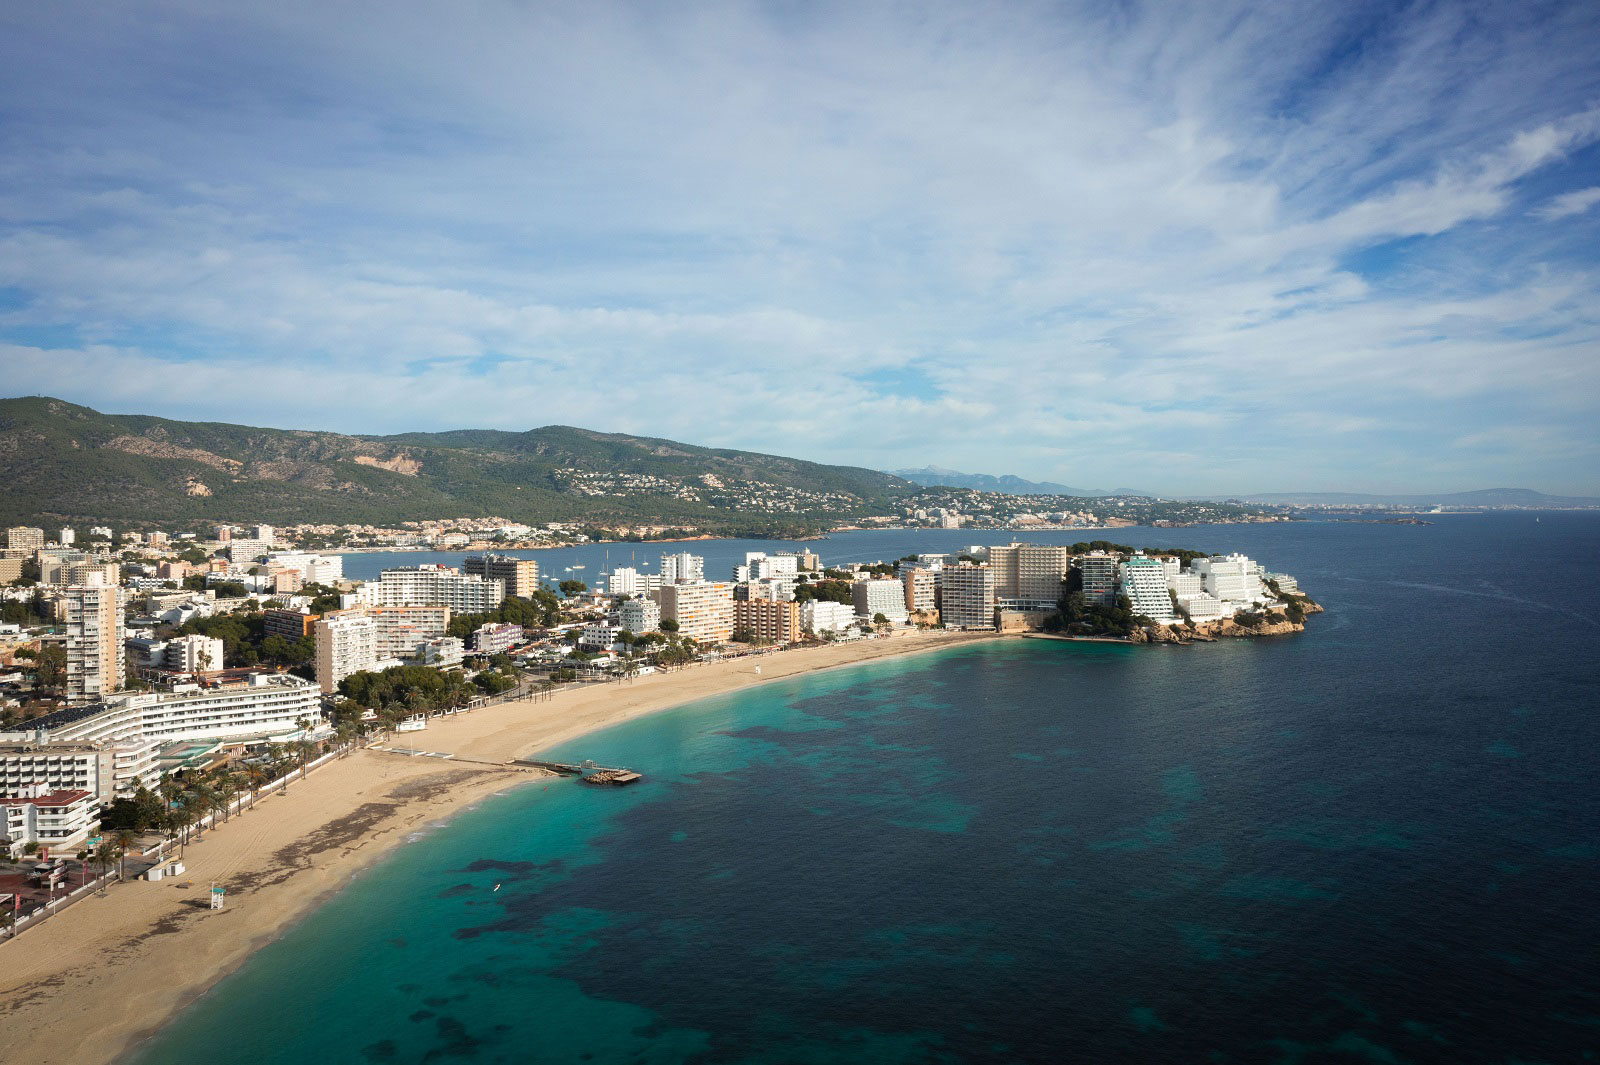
[5,526,45,551]
[606,567,662,597]
[369,605,452,660]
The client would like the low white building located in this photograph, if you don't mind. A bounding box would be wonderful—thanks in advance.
[852,578,909,623]
[801,600,857,635]
[1177,593,1226,621]
[0,738,162,802]
[578,623,621,652]
[41,673,322,746]
[2,784,100,857]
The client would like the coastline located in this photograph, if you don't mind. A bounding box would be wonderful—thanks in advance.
[0,629,996,1065]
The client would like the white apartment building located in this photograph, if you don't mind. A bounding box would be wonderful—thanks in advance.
[59,527,76,546]
[164,634,226,673]
[1266,572,1299,595]
[266,552,344,584]
[47,673,322,746]
[316,613,379,694]
[607,567,663,597]
[617,597,661,634]
[1191,554,1263,606]
[2,784,100,857]
[1168,572,1204,598]
[1119,557,1175,624]
[227,538,274,563]
[801,600,857,635]
[578,623,621,652]
[733,552,800,582]
[941,564,996,630]
[417,637,465,667]
[660,552,705,585]
[853,578,910,623]
[64,584,125,705]
[372,565,504,614]
[1177,593,1226,620]
[0,734,162,802]
[5,526,45,551]
[653,582,733,642]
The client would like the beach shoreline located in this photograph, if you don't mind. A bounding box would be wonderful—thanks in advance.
[0,629,998,1065]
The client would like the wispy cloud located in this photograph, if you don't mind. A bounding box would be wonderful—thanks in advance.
[1534,186,1600,220]
[0,0,1597,495]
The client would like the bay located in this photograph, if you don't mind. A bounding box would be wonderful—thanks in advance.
[133,514,1600,1063]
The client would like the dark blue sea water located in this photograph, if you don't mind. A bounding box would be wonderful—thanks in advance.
[134,515,1599,1064]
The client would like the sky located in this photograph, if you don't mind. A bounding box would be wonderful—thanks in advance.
[1,1,1597,496]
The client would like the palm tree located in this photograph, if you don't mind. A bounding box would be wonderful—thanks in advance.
[188,784,216,840]
[112,828,137,881]
[245,764,267,809]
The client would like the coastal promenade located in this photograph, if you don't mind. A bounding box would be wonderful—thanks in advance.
[0,628,994,1065]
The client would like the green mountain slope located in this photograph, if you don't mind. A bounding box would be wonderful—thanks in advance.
[0,397,914,532]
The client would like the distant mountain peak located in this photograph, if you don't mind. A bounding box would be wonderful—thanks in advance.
[886,466,1143,497]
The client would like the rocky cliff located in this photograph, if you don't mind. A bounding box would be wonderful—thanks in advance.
[1128,598,1323,644]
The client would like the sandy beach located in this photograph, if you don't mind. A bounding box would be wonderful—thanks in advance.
[0,629,995,1065]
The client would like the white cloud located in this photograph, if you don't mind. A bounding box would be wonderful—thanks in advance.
[1534,186,1600,221]
[0,1,1597,494]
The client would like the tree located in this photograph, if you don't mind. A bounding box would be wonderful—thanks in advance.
[872,612,890,632]
[112,828,137,881]
[558,579,587,597]
[659,618,679,633]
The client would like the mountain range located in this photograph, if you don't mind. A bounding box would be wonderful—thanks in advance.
[0,397,914,533]
[887,466,1150,497]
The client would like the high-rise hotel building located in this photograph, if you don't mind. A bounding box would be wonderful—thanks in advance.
[64,584,126,705]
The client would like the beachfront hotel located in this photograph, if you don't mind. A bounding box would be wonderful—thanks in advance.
[653,581,734,641]
[941,564,997,630]
[15,673,320,748]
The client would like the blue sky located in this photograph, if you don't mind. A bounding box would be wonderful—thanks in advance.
[1,1,1597,495]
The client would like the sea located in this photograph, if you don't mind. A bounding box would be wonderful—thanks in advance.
[131,514,1599,1064]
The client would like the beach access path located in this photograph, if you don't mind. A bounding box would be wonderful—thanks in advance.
[0,628,996,1065]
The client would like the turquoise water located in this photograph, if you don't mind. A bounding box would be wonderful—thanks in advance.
[132,515,1600,1063]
